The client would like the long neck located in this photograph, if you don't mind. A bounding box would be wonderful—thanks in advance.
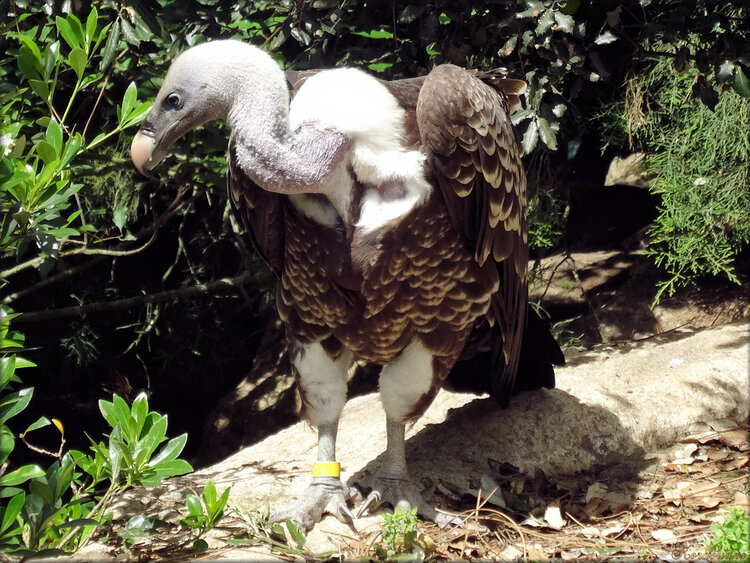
[226,49,291,142]
[225,52,351,194]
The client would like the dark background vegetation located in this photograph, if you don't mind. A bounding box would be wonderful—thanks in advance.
[1,0,748,466]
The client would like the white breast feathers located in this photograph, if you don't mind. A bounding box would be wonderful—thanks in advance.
[289,68,431,231]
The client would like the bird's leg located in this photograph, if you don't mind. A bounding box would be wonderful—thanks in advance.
[269,341,355,531]
[356,341,462,527]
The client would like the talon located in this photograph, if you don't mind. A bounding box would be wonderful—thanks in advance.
[356,490,382,518]
[336,504,356,525]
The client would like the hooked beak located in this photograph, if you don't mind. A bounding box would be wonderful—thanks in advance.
[130,129,158,178]
[130,117,182,179]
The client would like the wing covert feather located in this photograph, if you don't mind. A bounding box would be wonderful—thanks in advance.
[416,64,529,399]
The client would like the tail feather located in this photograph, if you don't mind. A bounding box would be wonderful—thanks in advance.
[447,305,563,405]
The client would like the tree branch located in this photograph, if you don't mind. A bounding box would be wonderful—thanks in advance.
[13,274,253,324]
[0,190,193,282]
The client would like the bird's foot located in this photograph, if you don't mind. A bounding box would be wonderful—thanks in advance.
[269,477,356,531]
[356,475,462,528]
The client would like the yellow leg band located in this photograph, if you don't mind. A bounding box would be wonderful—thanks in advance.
[312,462,340,478]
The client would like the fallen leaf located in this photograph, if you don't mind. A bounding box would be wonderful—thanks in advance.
[686,421,712,435]
[682,482,719,498]
[650,529,678,543]
[499,545,522,560]
[527,544,546,560]
[671,443,698,459]
[732,491,749,507]
[521,517,543,528]
[604,491,632,512]
[511,475,526,494]
[722,455,749,471]
[600,524,625,537]
[707,448,729,461]
[579,526,599,537]
[670,457,697,466]
[698,464,720,476]
[707,418,739,432]
[544,502,566,529]
[561,548,585,560]
[583,497,608,517]
[586,482,608,503]
[684,496,721,509]
[479,474,507,509]
[719,429,749,451]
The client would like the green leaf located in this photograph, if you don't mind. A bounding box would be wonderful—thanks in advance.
[351,28,393,39]
[521,119,539,154]
[0,492,25,534]
[733,67,750,98]
[214,486,231,520]
[0,387,34,423]
[18,42,42,80]
[55,518,99,530]
[286,518,306,550]
[68,47,87,80]
[123,102,151,128]
[131,392,148,433]
[60,134,83,168]
[535,10,555,34]
[99,20,120,71]
[36,140,57,165]
[28,79,50,101]
[192,539,208,553]
[120,82,138,126]
[367,62,393,73]
[554,11,575,33]
[67,14,86,51]
[85,7,99,45]
[203,479,217,508]
[149,459,192,478]
[113,205,127,230]
[111,394,132,428]
[98,398,116,428]
[594,30,618,45]
[46,120,63,156]
[24,416,51,435]
[0,464,44,487]
[56,16,80,50]
[0,356,16,388]
[43,41,61,78]
[148,432,187,466]
[119,18,140,46]
[185,493,203,517]
[0,427,15,466]
[537,117,558,150]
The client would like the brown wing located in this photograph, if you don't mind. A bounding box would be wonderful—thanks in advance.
[415,64,529,401]
[228,138,285,275]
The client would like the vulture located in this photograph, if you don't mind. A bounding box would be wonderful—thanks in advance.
[131,40,564,529]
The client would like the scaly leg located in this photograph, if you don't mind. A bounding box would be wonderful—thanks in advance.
[269,341,356,530]
[356,340,461,527]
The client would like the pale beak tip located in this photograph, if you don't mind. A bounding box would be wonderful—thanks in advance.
[130,132,157,177]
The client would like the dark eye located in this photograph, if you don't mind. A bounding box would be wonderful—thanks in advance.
[165,93,182,109]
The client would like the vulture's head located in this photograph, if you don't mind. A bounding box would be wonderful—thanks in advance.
[131,40,286,176]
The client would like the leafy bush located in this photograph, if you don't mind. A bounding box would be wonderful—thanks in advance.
[180,479,231,552]
[598,48,750,302]
[705,507,750,561]
[0,385,192,554]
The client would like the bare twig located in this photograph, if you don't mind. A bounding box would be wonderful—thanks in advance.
[0,189,193,282]
[1,256,107,304]
[13,273,252,324]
